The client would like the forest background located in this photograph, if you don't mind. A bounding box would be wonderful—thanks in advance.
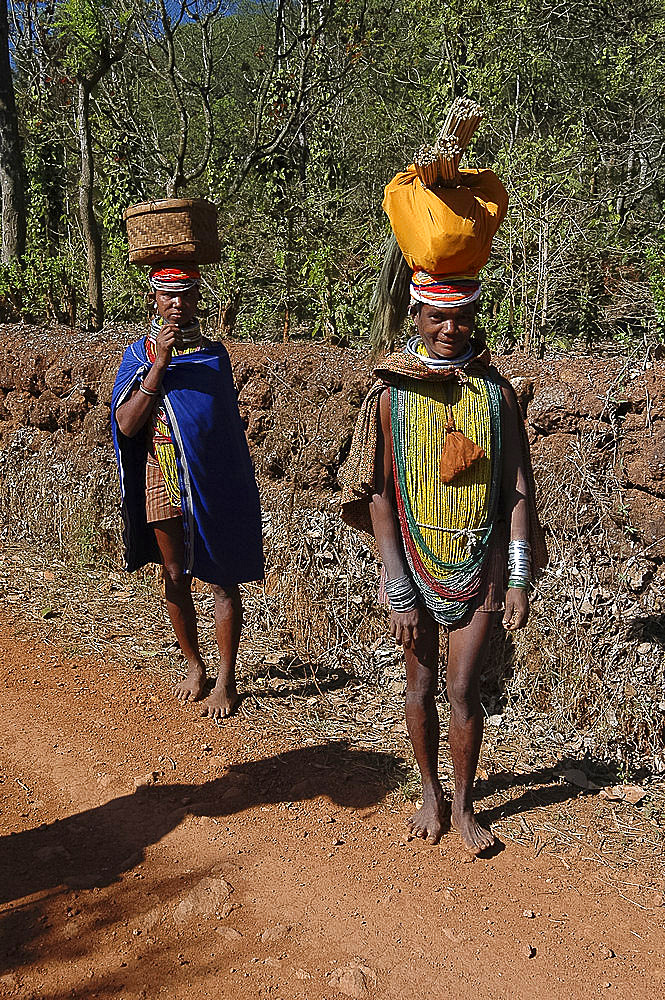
[0,0,664,352]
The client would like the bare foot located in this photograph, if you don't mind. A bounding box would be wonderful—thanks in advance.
[201,677,239,720]
[174,660,206,703]
[406,789,450,844]
[452,795,495,854]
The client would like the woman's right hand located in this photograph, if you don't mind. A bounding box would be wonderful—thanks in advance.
[390,608,421,650]
[154,323,178,369]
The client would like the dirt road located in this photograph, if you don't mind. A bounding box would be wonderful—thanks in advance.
[1,616,664,1000]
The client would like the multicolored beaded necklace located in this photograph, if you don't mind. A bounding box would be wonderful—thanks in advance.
[390,343,503,623]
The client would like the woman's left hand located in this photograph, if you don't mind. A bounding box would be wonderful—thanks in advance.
[503,588,529,631]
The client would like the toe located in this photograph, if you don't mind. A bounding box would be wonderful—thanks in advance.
[474,833,493,853]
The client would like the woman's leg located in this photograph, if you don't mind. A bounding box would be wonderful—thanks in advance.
[447,609,498,852]
[404,606,449,843]
[202,584,242,719]
[153,517,206,702]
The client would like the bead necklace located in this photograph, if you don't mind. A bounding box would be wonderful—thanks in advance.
[390,372,502,622]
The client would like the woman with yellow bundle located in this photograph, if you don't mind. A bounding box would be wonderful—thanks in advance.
[341,108,546,852]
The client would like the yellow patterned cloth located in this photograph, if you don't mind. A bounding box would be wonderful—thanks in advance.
[152,416,181,506]
[146,336,204,508]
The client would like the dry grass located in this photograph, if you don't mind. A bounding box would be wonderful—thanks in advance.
[251,505,385,670]
[0,374,663,773]
[507,429,665,770]
[0,429,122,567]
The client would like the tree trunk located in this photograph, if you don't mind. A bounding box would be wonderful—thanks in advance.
[282,212,293,342]
[0,0,26,263]
[77,81,103,329]
[538,206,549,359]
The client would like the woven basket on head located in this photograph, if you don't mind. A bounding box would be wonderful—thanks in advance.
[123,198,220,265]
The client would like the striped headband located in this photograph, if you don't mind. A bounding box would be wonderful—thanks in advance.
[149,264,201,292]
[410,270,481,308]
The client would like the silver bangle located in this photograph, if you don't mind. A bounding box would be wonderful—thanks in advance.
[139,380,158,397]
[508,539,532,583]
[385,574,418,613]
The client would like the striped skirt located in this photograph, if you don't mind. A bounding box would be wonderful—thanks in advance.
[145,452,182,523]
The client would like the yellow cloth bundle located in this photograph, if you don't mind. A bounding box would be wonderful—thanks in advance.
[382,166,508,276]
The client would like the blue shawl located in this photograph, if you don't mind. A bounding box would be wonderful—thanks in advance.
[111,337,264,586]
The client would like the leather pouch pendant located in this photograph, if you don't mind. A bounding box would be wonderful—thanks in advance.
[439,413,485,484]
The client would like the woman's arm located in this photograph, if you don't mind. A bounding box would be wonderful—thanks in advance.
[500,384,530,631]
[369,388,421,649]
[115,324,177,438]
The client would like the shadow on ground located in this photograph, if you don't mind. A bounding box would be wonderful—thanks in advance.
[211,661,357,702]
[0,741,407,910]
[477,754,651,828]
[0,746,650,996]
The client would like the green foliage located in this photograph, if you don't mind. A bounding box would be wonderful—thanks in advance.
[54,0,133,78]
[4,0,664,349]
[645,241,665,342]
[23,115,67,251]
[0,248,82,323]
[302,241,377,342]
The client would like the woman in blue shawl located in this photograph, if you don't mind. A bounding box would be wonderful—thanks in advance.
[111,264,264,718]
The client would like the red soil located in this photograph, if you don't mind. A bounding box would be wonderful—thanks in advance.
[1,614,663,999]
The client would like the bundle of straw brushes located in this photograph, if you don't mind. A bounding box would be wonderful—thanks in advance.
[414,97,484,188]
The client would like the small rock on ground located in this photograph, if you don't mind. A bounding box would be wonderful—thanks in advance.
[133,771,159,789]
[328,962,377,998]
[172,875,233,923]
[216,926,243,941]
[260,922,291,943]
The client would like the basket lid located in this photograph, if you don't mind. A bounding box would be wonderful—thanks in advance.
[123,198,217,221]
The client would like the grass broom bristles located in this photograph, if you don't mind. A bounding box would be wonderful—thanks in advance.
[370,234,413,355]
